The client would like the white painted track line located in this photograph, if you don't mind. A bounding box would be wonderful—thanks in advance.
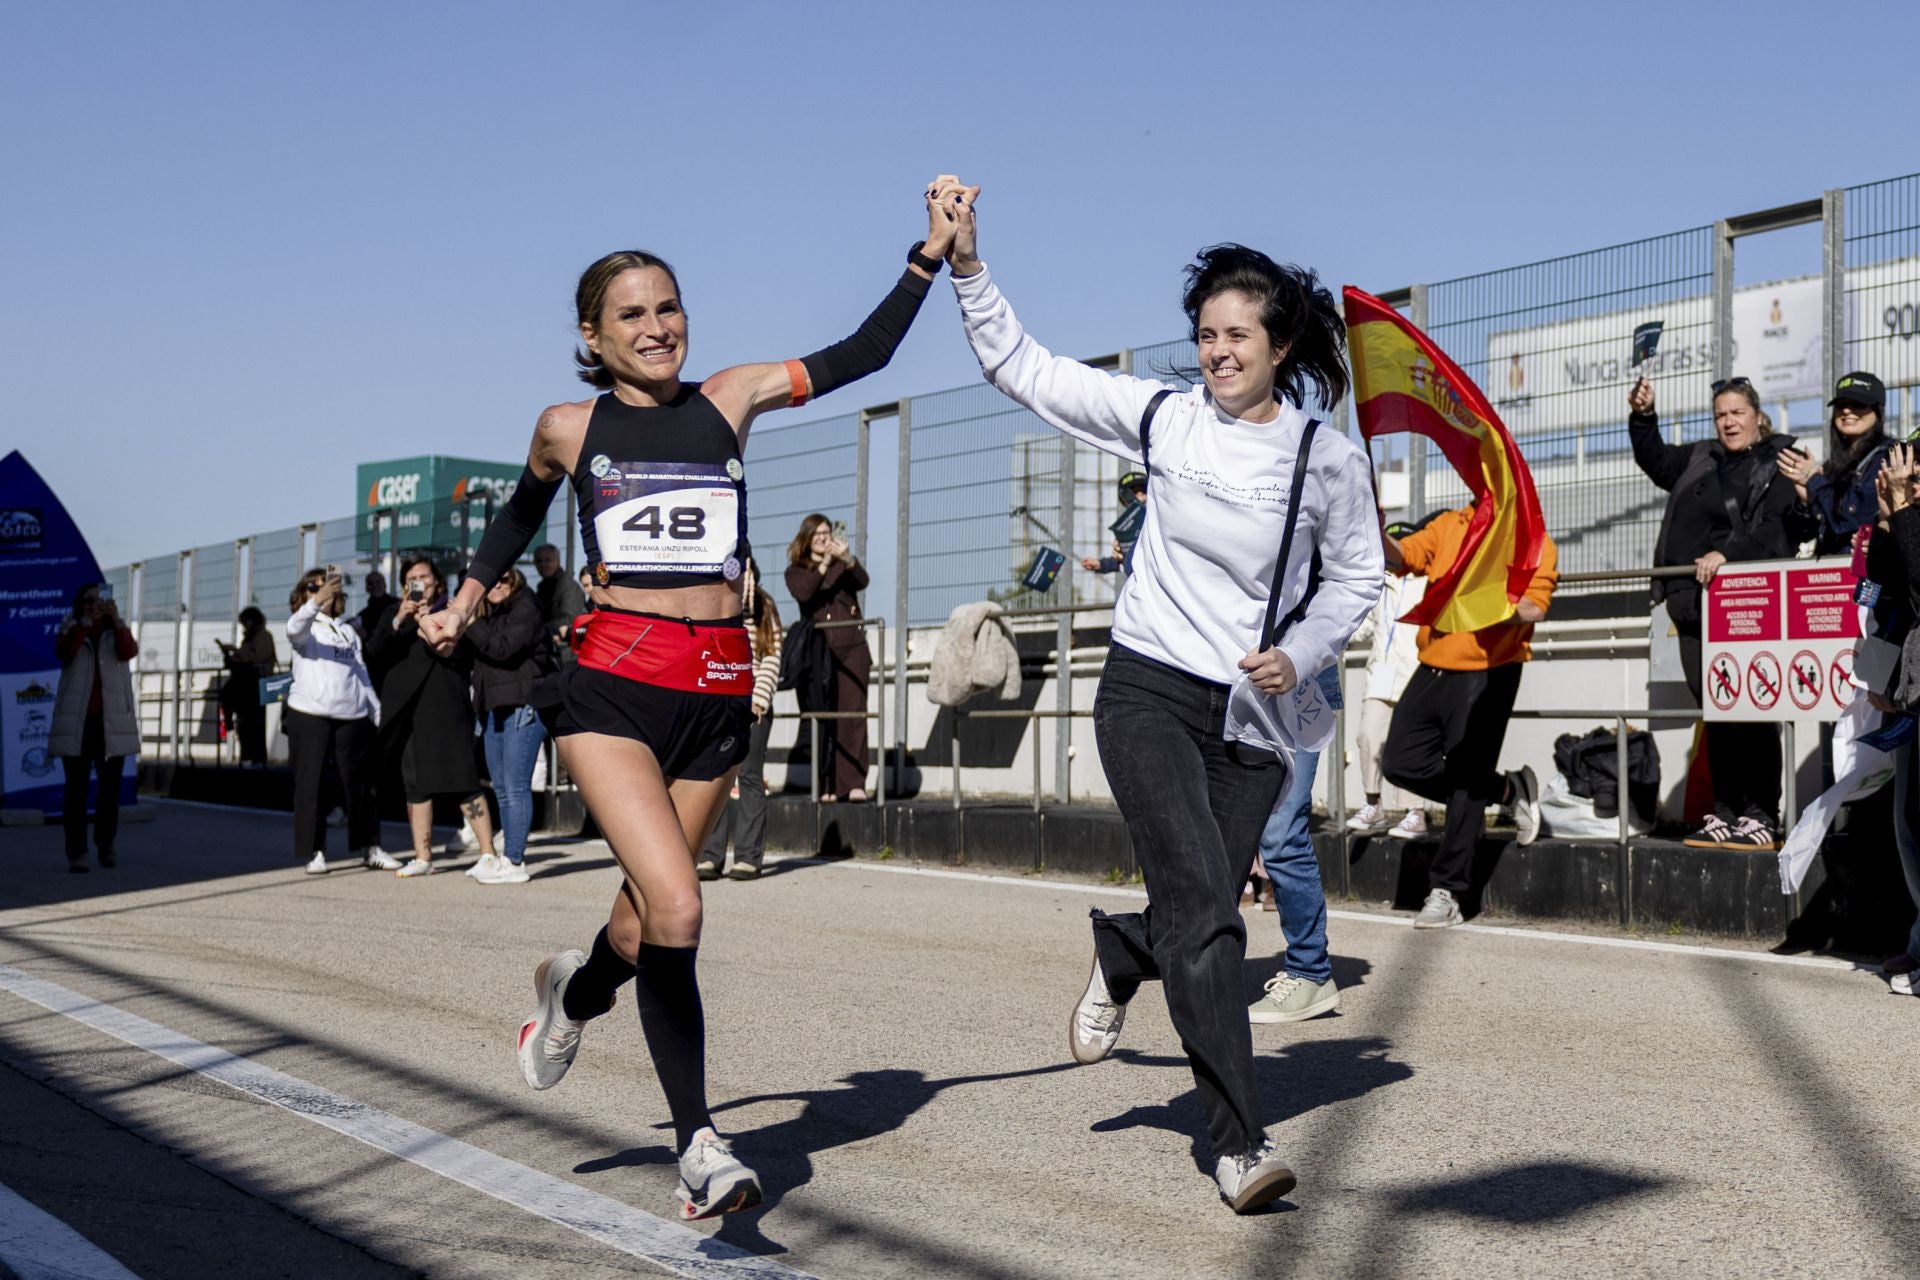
[0,1179,143,1280]
[788,856,1865,973]
[0,966,813,1280]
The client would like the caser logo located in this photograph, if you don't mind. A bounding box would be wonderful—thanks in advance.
[367,474,422,508]
[451,475,517,505]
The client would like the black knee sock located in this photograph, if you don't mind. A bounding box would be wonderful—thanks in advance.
[632,943,712,1152]
[561,927,635,1022]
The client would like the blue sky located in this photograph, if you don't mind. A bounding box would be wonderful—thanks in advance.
[5,0,1917,576]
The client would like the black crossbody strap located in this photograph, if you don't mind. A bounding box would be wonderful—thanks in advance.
[1137,389,1174,480]
[1259,419,1322,651]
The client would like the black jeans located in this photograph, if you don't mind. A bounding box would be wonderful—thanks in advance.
[701,713,773,868]
[60,719,121,863]
[1382,662,1523,895]
[1090,644,1287,1161]
[1675,624,1782,824]
[286,708,379,860]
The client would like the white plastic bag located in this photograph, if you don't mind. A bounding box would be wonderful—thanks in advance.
[1537,770,1652,840]
[1224,665,1338,757]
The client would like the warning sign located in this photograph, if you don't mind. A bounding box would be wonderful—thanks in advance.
[1707,653,1742,711]
[1831,647,1857,708]
[1787,650,1823,711]
[1746,652,1782,711]
[1703,557,1861,722]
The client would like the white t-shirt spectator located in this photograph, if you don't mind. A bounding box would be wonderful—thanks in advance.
[287,600,380,722]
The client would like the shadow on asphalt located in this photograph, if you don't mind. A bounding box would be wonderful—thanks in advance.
[578,1062,1083,1257]
[1094,1036,1414,1177]
[1385,1159,1668,1224]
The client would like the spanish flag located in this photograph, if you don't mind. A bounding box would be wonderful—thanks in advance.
[1344,286,1546,633]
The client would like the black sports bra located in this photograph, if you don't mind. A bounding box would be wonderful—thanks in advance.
[571,386,750,591]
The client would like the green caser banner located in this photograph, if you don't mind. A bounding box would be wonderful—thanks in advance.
[354,456,525,555]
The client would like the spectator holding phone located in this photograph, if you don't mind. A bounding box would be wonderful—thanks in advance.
[1629,374,1802,849]
[365,555,495,876]
[286,567,391,873]
[1778,371,1893,555]
[787,513,870,801]
[51,582,137,872]
[215,606,276,765]
[463,566,546,884]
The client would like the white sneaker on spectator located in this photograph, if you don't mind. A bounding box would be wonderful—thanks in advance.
[360,846,403,871]
[1388,810,1429,840]
[466,852,503,880]
[394,858,435,878]
[1507,766,1540,845]
[1345,803,1390,833]
[477,858,530,885]
[303,852,329,875]
[1413,887,1462,929]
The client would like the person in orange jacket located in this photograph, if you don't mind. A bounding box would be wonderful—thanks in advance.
[1381,503,1558,928]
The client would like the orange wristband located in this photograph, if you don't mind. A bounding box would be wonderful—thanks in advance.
[785,359,809,408]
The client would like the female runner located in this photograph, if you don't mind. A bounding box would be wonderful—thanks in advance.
[934,178,1381,1212]
[425,184,959,1218]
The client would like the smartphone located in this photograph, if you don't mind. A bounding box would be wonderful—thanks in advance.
[832,520,847,540]
[97,583,113,601]
[407,581,426,601]
[325,563,342,584]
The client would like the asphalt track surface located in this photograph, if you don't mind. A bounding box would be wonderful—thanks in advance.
[1,801,1917,1278]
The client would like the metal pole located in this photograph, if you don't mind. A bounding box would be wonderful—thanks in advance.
[1617,715,1633,927]
[1782,718,1798,830]
[1712,219,1735,384]
[1407,284,1429,515]
[1822,187,1846,397]
[1032,714,1043,814]
[1055,433,1075,805]
[951,714,961,810]
[894,401,912,794]
[855,409,873,582]
[175,550,192,762]
[874,620,887,808]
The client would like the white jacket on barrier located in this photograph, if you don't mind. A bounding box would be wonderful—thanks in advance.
[927,601,1023,707]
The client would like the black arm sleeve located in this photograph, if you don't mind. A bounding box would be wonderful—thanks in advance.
[465,466,563,591]
[798,268,932,400]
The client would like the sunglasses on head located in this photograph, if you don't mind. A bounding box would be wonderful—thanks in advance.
[1710,376,1752,395]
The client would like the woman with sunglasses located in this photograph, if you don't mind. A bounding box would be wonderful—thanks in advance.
[285,568,391,873]
[1629,374,1802,849]
[1777,372,1894,555]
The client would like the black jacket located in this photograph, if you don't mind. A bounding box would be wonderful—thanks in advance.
[363,600,480,796]
[1629,411,1801,624]
[464,589,544,714]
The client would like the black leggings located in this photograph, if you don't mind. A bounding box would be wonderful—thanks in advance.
[1676,624,1782,824]
[286,709,379,858]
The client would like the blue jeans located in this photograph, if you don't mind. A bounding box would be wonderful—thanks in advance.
[1257,748,1331,984]
[482,704,545,863]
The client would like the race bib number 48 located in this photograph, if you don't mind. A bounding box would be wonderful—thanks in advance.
[593,462,739,575]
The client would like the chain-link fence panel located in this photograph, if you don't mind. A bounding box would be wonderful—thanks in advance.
[742,410,861,628]
[1844,173,1920,431]
[1419,226,1716,579]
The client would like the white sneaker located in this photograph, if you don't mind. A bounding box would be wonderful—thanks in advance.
[465,852,502,880]
[1214,1140,1296,1214]
[518,950,587,1090]
[477,858,531,885]
[1388,809,1429,840]
[360,846,403,871]
[450,822,479,852]
[1892,972,1918,997]
[1345,803,1390,833]
[303,851,329,875]
[394,858,435,878]
[1413,887,1462,929]
[1068,953,1127,1064]
[675,1128,762,1220]
[1508,765,1540,846]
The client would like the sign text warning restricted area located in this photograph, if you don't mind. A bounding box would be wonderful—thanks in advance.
[1703,560,1859,722]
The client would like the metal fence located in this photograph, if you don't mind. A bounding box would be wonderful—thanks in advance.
[103,173,1920,764]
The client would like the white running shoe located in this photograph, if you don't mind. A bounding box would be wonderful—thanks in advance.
[394,858,435,878]
[1388,809,1429,840]
[675,1128,763,1220]
[1508,765,1541,846]
[1068,953,1127,1064]
[1215,1141,1296,1214]
[477,858,530,885]
[1413,887,1462,929]
[1345,803,1390,833]
[303,852,329,875]
[360,846,403,872]
[465,852,502,880]
[518,950,588,1090]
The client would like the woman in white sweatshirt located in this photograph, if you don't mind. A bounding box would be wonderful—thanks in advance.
[286,567,391,873]
[936,179,1381,1213]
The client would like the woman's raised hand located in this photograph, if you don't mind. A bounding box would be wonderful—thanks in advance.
[928,175,982,276]
[1885,442,1916,515]
[923,174,965,261]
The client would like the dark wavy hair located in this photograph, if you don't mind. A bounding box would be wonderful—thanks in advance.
[1174,245,1348,411]
[573,250,682,388]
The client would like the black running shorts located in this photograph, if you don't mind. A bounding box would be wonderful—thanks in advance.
[555,666,753,781]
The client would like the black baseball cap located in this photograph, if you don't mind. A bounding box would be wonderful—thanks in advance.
[1117,471,1147,496]
[1830,371,1885,411]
